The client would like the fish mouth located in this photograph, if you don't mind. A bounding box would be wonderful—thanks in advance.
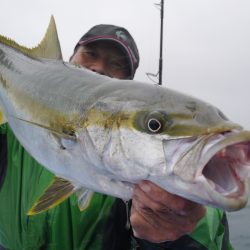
[200,131,250,210]
[202,142,249,196]
[162,130,250,210]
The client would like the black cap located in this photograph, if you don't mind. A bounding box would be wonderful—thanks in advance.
[74,24,140,78]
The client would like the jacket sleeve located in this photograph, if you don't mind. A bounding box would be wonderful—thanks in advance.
[0,124,117,250]
[0,124,7,189]
[0,124,52,249]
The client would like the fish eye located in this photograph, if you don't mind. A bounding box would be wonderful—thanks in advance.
[145,111,170,133]
[134,111,171,134]
[147,118,162,133]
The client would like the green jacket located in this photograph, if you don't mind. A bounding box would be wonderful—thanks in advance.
[0,124,233,250]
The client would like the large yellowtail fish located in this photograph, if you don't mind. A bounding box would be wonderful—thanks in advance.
[0,17,250,214]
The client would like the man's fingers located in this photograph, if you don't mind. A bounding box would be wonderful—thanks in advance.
[130,181,206,242]
[135,181,206,217]
[132,185,203,231]
[130,201,186,242]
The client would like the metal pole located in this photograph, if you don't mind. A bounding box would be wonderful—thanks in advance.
[159,0,164,85]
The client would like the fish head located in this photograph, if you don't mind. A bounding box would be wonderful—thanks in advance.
[86,83,250,211]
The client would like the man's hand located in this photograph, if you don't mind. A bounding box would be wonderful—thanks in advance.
[130,180,206,243]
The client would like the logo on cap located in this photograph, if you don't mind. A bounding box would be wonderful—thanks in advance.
[115,31,128,42]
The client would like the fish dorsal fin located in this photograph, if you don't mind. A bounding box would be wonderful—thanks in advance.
[30,15,62,60]
[0,16,62,60]
[28,177,75,215]
[76,188,94,211]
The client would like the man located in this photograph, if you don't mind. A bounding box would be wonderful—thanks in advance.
[0,24,233,249]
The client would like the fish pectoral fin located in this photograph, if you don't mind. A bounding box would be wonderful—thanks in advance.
[0,107,6,125]
[28,177,75,215]
[30,15,62,60]
[11,116,77,141]
[76,188,94,211]
[13,115,78,150]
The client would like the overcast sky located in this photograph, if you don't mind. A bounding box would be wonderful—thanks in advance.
[1,0,250,129]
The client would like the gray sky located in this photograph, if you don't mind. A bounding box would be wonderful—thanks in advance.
[1,0,250,128]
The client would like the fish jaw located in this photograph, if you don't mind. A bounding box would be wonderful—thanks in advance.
[160,131,250,211]
[198,131,250,210]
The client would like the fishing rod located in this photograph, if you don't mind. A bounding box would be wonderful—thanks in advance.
[146,0,164,85]
[159,0,164,85]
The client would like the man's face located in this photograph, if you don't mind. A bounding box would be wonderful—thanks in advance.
[70,41,131,79]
